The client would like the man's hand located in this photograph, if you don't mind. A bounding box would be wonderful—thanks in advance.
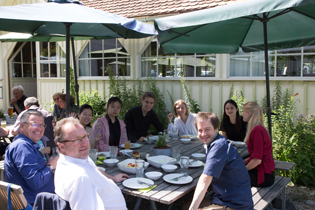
[48,155,59,169]
[112,173,129,183]
[10,97,18,106]
[136,136,146,143]
[40,147,51,155]
[167,113,173,123]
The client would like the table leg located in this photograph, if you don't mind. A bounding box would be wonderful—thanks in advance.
[282,187,286,210]
[134,197,142,210]
[149,200,173,210]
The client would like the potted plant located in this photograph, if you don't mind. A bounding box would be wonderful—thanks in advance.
[153,133,171,156]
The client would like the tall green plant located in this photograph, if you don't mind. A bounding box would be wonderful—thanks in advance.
[179,74,201,113]
[228,86,247,114]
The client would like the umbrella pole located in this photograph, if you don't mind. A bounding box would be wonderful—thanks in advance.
[65,23,72,117]
[262,14,272,141]
[71,37,80,108]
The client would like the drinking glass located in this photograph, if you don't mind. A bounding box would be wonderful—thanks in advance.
[172,147,181,162]
[179,156,190,174]
[124,141,131,149]
[109,146,118,159]
[172,128,179,140]
[89,149,97,164]
[164,129,169,142]
[1,120,6,129]
[135,159,145,178]
[8,107,14,118]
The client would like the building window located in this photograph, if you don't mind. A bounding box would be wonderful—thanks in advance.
[40,42,66,78]
[11,42,36,78]
[78,39,130,76]
[141,38,216,77]
[230,46,315,77]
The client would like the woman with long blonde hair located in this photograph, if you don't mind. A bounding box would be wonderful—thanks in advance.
[242,101,275,187]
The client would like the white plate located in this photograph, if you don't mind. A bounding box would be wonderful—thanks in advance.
[120,149,133,154]
[98,167,106,172]
[163,173,193,185]
[123,178,154,189]
[118,159,150,174]
[120,143,142,149]
[230,140,246,147]
[189,160,204,168]
[97,152,110,158]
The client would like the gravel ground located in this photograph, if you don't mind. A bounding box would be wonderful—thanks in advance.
[124,184,315,210]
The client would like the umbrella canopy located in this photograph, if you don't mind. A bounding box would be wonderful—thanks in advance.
[154,0,315,54]
[154,0,315,139]
[0,2,156,116]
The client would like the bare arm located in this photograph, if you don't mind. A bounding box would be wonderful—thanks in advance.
[222,131,228,138]
[246,158,262,170]
[189,174,213,210]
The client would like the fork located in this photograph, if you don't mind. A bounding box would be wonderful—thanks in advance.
[137,180,154,187]
[170,173,189,181]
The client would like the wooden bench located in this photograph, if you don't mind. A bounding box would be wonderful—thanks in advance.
[274,160,295,171]
[252,175,291,210]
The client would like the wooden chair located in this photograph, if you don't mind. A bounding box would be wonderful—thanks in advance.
[0,181,29,210]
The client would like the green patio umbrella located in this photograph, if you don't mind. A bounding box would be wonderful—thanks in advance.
[0,1,156,116]
[154,0,315,138]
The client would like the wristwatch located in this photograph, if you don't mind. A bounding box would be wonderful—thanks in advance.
[47,164,54,171]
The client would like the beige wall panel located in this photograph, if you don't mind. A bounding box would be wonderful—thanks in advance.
[211,82,221,115]
[306,82,315,115]
[200,81,211,113]
[291,81,305,116]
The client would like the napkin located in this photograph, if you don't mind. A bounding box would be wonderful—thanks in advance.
[138,185,157,193]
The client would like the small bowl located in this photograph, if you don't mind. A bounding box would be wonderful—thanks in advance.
[191,153,206,160]
[181,138,191,144]
[144,138,155,144]
[103,159,119,167]
[161,164,178,173]
[145,171,163,180]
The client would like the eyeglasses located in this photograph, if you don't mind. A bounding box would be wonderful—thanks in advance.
[24,122,47,129]
[53,98,59,101]
[60,133,90,145]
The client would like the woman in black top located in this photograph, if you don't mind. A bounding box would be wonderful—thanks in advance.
[220,99,247,142]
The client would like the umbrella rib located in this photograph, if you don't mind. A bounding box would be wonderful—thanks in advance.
[160,24,206,45]
[292,9,315,21]
[239,18,255,48]
[103,24,127,39]
[268,8,292,20]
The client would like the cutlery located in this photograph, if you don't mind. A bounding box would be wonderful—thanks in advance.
[137,180,154,187]
[170,174,189,181]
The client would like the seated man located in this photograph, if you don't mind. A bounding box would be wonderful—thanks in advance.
[124,92,164,143]
[10,85,27,115]
[54,117,129,210]
[4,110,58,205]
[12,97,55,148]
[185,112,253,210]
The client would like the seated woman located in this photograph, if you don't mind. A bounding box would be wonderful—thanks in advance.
[78,104,96,149]
[242,101,275,187]
[220,99,247,142]
[59,94,78,119]
[52,92,63,119]
[93,97,127,152]
[167,100,197,136]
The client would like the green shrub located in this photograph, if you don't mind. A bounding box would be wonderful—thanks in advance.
[179,74,201,113]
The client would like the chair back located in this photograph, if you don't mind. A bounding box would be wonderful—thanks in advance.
[0,181,28,210]
[33,192,71,210]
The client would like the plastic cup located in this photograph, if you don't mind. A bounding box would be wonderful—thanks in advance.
[109,146,118,159]
[8,107,14,118]
[172,147,181,162]
[179,156,190,174]
[1,120,6,129]
[172,128,179,140]
[135,159,145,178]
[124,141,131,149]
[88,149,97,164]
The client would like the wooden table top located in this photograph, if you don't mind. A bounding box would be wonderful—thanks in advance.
[103,139,206,205]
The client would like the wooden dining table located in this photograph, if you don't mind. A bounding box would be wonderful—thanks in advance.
[101,138,207,210]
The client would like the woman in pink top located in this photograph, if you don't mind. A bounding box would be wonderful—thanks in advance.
[242,101,275,187]
[93,97,128,152]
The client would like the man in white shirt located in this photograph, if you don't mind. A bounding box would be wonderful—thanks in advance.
[54,117,129,210]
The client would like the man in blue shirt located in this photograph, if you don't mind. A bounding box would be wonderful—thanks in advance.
[187,112,253,210]
[4,110,59,205]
